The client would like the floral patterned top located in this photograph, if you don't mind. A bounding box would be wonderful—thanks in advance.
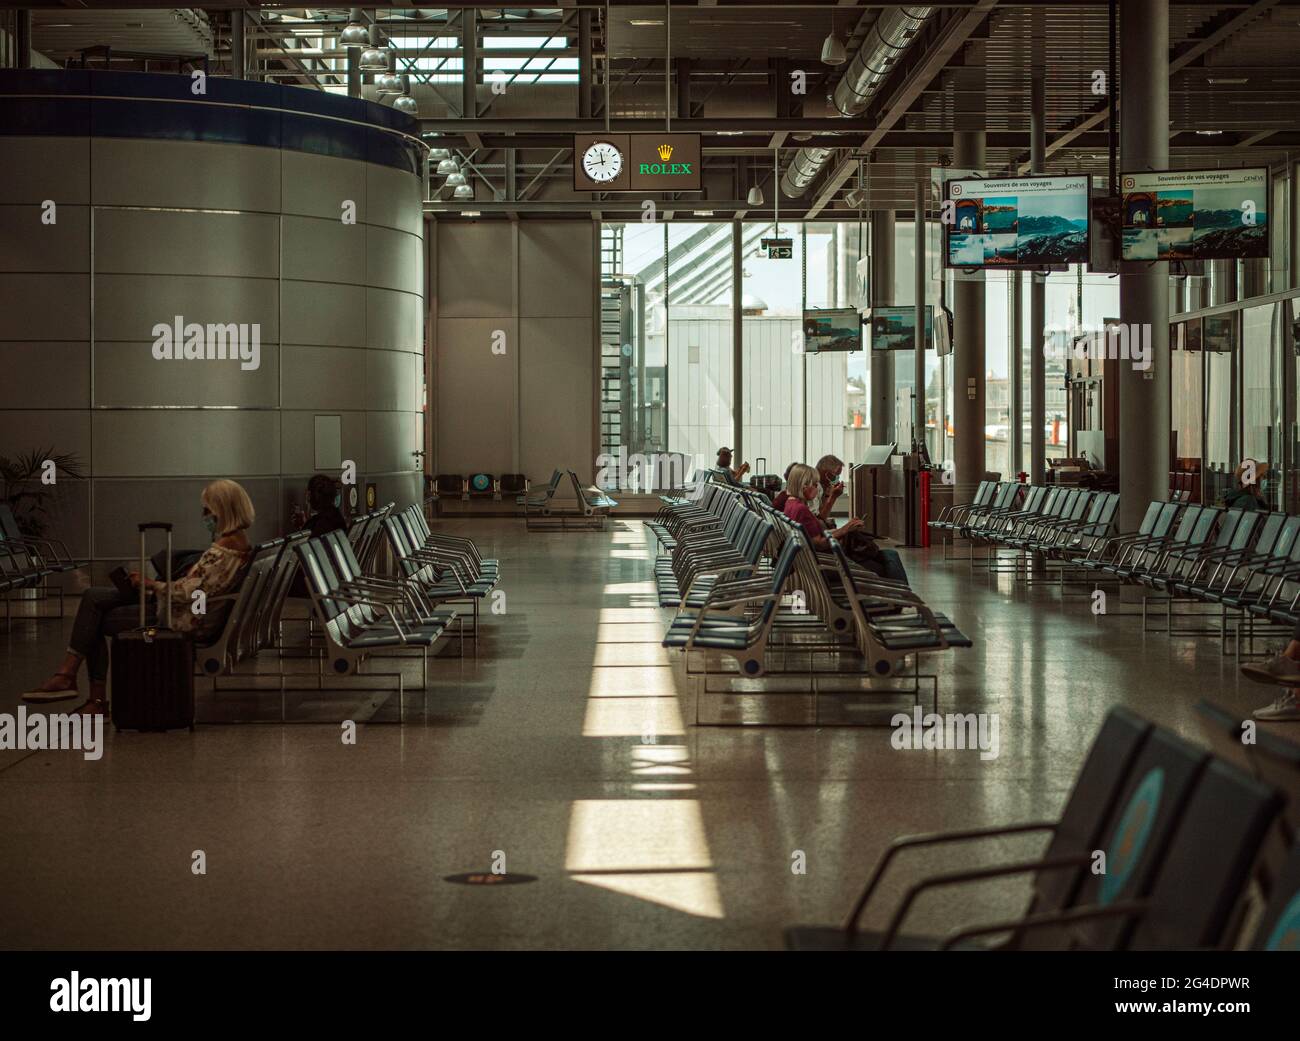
[154,543,250,635]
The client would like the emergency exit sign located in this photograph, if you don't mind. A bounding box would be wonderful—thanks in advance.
[761,237,793,259]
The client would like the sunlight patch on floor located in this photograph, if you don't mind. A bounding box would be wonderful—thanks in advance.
[581,696,684,737]
[566,799,723,918]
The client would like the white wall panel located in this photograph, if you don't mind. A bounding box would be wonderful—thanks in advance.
[0,204,89,273]
[436,317,517,473]
[94,208,279,279]
[0,137,90,204]
[91,139,282,212]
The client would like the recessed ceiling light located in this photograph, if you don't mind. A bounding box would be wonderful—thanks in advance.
[693,210,714,216]
[1195,129,1224,136]
[462,210,481,217]
[629,19,665,27]
[1207,77,1247,85]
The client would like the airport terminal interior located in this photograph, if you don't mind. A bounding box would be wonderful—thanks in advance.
[2,0,1300,955]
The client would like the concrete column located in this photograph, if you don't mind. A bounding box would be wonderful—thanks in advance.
[732,222,743,460]
[462,8,477,120]
[1209,258,1237,306]
[1010,271,1023,475]
[870,211,896,446]
[16,10,31,69]
[1029,69,1046,486]
[347,45,361,98]
[914,179,926,449]
[1118,0,1171,536]
[231,11,246,80]
[1291,159,1300,291]
[953,130,986,501]
[1239,257,1269,301]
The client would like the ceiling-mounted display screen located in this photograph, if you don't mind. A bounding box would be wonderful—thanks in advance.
[1120,167,1269,262]
[802,308,861,353]
[944,175,1090,269]
[868,306,933,352]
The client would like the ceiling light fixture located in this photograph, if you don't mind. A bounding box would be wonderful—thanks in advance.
[629,19,665,27]
[446,171,468,187]
[394,94,418,115]
[377,52,403,95]
[462,210,481,217]
[436,158,459,176]
[453,184,474,200]
[429,148,451,162]
[821,12,847,67]
[747,183,764,207]
[360,24,388,71]
[340,8,369,47]
[1195,129,1224,136]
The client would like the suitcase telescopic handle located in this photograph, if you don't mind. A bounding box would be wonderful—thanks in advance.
[139,525,174,627]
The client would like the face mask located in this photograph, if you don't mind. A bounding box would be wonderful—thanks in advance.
[203,514,219,538]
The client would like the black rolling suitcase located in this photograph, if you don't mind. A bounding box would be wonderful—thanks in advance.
[111,522,195,732]
[749,457,782,500]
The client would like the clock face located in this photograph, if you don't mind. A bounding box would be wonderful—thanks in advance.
[583,142,623,184]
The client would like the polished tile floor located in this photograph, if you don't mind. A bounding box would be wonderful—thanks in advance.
[0,519,1289,949]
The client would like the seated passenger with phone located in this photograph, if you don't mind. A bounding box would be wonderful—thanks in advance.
[780,461,909,585]
[22,479,254,715]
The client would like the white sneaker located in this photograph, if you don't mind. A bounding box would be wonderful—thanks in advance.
[1253,690,1300,722]
[21,687,79,703]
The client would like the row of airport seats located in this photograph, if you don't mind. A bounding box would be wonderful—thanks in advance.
[0,502,88,626]
[930,480,1300,652]
[646,478,971,713]
[788,704,1300,951]
[192,503,400,688]
[432,473,529,503]
[1069,501,1300,650]
[286,502,499,707]
[520,469,617,530]
[182,501,497,720]
[929,481,1121,571]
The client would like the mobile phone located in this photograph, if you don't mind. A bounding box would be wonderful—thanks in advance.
[109,566,134,597]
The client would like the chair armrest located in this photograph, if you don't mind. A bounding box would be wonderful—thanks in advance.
[880,852,1092,950]
[938,899,1146,950]
[843,821,1058,931]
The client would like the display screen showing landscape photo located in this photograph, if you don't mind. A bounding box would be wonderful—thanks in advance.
[945,175,1090,269]
[1120,168,1269,262]
[802,308,861,353]
[869,306,933,351]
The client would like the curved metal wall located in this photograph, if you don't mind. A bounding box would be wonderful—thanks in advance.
[0,71,426,564]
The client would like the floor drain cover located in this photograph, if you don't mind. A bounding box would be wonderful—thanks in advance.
[444,872,538,886]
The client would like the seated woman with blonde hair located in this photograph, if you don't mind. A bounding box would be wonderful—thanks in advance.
[781,463,909,584]
[23,479,255,715]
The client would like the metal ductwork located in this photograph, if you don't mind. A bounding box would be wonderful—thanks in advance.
[780,5,932,198]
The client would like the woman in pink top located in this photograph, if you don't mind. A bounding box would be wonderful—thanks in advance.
[780,463,863,550]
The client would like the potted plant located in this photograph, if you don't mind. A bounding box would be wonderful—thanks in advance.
[0,449,86,594]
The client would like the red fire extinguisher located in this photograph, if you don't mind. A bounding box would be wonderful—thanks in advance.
[920,469,932,548]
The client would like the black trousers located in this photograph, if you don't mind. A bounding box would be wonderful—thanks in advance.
[67,587,156,682]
